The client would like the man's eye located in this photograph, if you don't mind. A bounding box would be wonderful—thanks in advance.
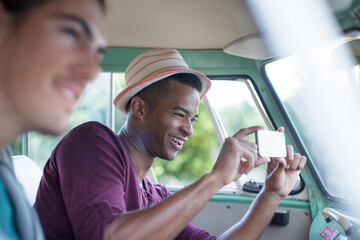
[62,27,80,40]
[175,113,184,118]
[97,48,106,63]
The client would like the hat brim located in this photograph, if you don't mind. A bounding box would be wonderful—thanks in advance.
[114,69,211,114]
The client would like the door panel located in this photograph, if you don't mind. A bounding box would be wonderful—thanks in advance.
[191,200,311,239]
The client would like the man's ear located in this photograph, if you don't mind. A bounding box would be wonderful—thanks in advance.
[128,96,146,119]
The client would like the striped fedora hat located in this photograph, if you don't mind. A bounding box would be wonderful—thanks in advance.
[113,48,211,114]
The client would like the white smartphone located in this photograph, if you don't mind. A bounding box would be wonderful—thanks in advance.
[256,130,286,157]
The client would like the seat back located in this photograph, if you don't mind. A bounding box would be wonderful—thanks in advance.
[12,155,43,205]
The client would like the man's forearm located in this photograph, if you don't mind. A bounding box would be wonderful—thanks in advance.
[104,172,223,240]
[218,188,283,240]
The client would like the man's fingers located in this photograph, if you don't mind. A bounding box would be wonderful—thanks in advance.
[242,141,257,151]
[256,156,270,167]
[268,157,286,176]
[288,153,301,170]
[297,156,307,170]
[276,126,285,133]
[285,145,294,168]
[233,126,264,139]
[239,148,257,175]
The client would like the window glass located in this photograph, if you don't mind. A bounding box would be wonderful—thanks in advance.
[26,71,220,187]
[24,74,272,193]
[28,73,112,169]
[10,135,23,155]
[113,73,127,133]
[265,49,360,200]
[205,79,271,187]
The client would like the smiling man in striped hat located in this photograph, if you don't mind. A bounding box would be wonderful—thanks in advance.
[35,48,306,240]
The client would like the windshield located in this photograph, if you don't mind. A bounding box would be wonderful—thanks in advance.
[265,45,360,201]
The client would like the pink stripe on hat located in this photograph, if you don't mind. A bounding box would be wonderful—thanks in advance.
[127,57,186,85]
[113,48,211,114]
[140,65,189,82]
[126,50,178,78]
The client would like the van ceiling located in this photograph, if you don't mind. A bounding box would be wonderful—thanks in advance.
[105,0,259,50]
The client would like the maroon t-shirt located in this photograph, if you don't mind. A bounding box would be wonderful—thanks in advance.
[34,121,215,240]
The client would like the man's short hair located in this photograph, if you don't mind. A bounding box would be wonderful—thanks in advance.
[127,73,202,112]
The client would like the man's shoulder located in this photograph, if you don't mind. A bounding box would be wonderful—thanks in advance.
[58,121,119,149]
[68,121,115,138]
[73,121,111,132]
[52,121,127,167]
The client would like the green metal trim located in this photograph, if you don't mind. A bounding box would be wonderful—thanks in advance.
[101,48,259,76]
[210,194,310,210]
[101,48,149,72]
[333,0,360,30]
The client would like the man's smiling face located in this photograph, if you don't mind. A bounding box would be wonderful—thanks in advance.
[142,79,200,160]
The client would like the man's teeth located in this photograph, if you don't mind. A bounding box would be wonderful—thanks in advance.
[170,136,184,145]
[62,88,76,100]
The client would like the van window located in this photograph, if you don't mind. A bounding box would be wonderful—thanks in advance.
[204,79,272,189]
[27,73,113,168]
[23,74,279,195]
[265,50,360,200]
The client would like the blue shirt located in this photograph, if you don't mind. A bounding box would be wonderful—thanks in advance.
[0,148,44,240]
[0,175,19,240]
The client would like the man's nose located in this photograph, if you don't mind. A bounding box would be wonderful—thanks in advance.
[75,46,100,84]
[181,119,194,137]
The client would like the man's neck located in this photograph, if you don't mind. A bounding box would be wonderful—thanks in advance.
[119,128,155,182]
